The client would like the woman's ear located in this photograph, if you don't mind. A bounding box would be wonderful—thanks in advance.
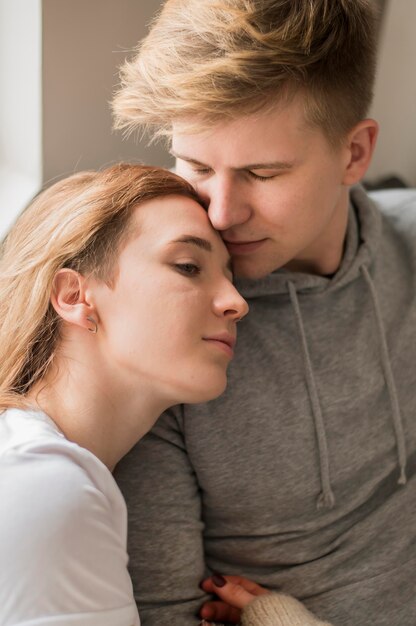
[342,118,379,186]
[51,269,97,332]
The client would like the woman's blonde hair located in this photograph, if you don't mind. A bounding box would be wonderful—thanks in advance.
[113,0,379,144]
[0,163,199,410]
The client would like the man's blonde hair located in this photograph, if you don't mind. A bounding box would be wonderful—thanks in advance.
[0,163,198,410]
[113,0,379,143]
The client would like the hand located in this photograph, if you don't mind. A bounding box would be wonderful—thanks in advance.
[199,574,270,624]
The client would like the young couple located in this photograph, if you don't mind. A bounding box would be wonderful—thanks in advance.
[2,1,416,625]
[0,165,324,626]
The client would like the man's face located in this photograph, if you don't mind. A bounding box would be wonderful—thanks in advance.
[172,96,351,279]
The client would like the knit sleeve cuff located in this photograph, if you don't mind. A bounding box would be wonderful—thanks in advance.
[241,593,332,626]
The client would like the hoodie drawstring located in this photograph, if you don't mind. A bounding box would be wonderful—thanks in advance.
[361,266,407,485]
[288,281,336,510]
[288,267,407,512]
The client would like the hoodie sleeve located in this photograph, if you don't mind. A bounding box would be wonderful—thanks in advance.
[114,406,207,625]
[241,594,333,626]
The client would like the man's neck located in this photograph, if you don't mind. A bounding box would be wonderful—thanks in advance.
[285,192,350,276]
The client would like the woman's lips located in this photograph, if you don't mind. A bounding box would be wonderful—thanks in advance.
[203,333,236,358]
[223,238,267,255]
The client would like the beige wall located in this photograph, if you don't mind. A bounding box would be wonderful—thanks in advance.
[367,0,416,186]
[42,0,171,184]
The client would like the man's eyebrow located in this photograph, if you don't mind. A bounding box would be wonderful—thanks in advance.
[171,236,212,252]
[170,150,206,167]
[243,161,294,170]
[170,150,293,171]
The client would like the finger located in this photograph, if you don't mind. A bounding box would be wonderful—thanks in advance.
[200,578,214,593]
[212,579,254,609]
[201,574,269,597]
[221,575,270,595]
[200,600,241,624]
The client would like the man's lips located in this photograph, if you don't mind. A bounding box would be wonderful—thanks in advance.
[223,238,267,255]
[203,333,236,357]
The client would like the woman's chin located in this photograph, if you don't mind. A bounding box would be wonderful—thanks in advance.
[184,375,228,405]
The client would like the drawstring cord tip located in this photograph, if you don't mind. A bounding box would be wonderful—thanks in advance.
[317,490,336,510]
[398,468,407,486]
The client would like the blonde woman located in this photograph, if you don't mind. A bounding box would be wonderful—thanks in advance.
[0,164,250,626]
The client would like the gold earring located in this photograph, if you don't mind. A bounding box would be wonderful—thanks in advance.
[86,316,98,334]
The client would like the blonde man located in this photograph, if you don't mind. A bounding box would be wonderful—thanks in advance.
[113,1,416,625]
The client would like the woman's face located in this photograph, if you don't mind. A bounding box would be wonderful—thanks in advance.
[91,195,248,404]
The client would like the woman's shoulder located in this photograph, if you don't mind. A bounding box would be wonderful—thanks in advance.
[0,406,127,541]
[0,407,137,625]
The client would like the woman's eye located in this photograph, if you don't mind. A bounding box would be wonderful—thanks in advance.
[175,263,201,276]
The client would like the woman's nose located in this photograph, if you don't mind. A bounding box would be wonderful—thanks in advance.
[215,282,249,321]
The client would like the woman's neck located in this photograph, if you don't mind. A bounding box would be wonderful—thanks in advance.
[27,343,170,471]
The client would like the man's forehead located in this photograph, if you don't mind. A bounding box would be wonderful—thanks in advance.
[171,102,311,163]
[171,130,300,171]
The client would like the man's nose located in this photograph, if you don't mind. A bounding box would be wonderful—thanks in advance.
[201,179,251,231]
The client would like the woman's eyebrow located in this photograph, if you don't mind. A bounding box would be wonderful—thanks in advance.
[171,236,233,272]
[171,236,212,252]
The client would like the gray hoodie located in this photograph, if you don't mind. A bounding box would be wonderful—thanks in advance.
[115,185,416,626]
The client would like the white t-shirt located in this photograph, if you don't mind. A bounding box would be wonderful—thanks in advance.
[0,407,140,626]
